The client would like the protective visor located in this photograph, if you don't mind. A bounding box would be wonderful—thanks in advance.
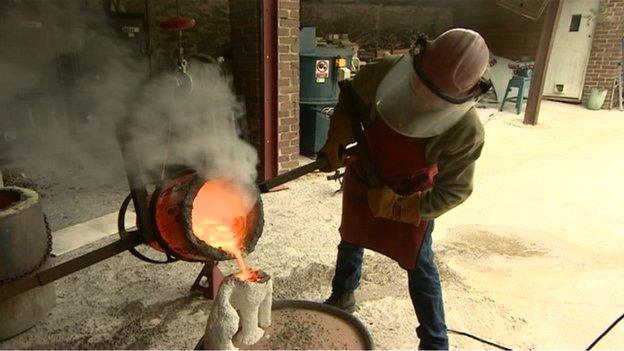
[375,55,476,138]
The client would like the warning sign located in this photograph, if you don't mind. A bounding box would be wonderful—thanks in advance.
[315,59,330,82]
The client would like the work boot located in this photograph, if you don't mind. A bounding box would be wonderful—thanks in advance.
[323,291,356,313]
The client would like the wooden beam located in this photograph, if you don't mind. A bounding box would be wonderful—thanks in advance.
[523,0,564,125]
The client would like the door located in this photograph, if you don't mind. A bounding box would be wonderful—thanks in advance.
[543,0,600,101]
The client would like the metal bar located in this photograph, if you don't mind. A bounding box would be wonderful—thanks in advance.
[523,0,564,125]
[258,158,328,193]
[257,147,355,192]
[261,0,278,181]
[116,125,156,243]
[0,232,143,302]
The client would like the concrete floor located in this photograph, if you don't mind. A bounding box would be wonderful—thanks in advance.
[1,101,623,349]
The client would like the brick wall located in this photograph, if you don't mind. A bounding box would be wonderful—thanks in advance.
[301,0,545,60]
[148,0,231,72]
[452,0,545,60]
[107,0,231,72]
[277,0,300,173]
[228,0,262,151]
[582,0,624,108]
[301,0,452,52]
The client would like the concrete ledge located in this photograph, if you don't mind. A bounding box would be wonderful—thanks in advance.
[51,211,135,256]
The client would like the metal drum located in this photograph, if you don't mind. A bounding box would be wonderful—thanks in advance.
[142,172,264,262]
[0,187,56,341]
[299,103,334,156]
[299,27,355,155]
[299,27,354,105]
[197,300,374,350]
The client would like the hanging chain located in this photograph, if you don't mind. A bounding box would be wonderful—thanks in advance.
[0,215,53,286]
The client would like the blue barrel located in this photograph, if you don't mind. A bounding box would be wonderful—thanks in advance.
[299,27,353,154]
[299,103,335,156]
[300,49,352,105]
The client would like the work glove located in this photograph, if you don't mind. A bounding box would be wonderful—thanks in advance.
[318,111,354,172]
[367,186,421,225]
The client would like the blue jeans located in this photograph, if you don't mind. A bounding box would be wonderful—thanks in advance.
[331,221,449,350]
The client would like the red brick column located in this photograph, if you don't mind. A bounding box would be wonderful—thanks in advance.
[277,0,300,173]
[582,0,624,108]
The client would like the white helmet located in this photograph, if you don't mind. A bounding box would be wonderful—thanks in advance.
[375,28,490,138]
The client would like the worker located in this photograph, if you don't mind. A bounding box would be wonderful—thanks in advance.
[318,28,490,350]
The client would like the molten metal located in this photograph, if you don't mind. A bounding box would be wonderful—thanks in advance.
[191,179,257,280]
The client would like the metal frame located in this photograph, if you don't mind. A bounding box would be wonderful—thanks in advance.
[0,232,142,301]
[0,147,334,303]
[261,0,278,181]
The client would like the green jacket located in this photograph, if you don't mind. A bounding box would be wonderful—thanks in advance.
[329,55,485,220]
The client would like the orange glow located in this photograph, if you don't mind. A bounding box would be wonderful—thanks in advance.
[191,179,257,280]
[234,266,262,282]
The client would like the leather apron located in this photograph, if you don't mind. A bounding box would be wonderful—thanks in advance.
[339,118,438,270]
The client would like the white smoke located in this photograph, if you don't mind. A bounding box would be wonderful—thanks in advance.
[0,1,258,190]
[129,64,258,186]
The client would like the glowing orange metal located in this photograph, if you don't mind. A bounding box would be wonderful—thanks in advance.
[191,180,257,279]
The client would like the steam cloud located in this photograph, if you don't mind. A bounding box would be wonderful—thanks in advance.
[0,1,258,189]
[129,65,258,186]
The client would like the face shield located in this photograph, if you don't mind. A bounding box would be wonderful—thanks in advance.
[375,55,483,138]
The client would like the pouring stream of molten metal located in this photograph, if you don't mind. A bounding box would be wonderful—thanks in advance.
[191,180,259,282]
